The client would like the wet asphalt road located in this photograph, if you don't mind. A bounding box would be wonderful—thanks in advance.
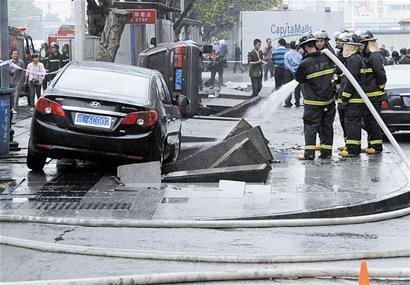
[1,75,410,284]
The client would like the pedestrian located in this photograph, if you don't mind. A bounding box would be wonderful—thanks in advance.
[9,50,25,114]
[283,40,302,107]
[271,38,288,90]
[399,48,410,64]
[247,38,264,98]
[233,42,244,73]
[61,44,71,67]
[338,33,366,157]
[262,38,274,81]
[379,44,390,65]
[208,44,224,89]
[44,42,62,89]
[25,54,46,107]
[356,30,387,155]
[391,50,400,64]
[295,33,336,160]
[313,30,335,54]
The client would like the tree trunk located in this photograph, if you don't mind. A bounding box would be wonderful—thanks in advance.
[173,0,196,39]
[86,0,111,37]
[96,8,130,62]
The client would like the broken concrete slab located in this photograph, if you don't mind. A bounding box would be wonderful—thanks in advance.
[162,164,271,183]
[202,98,246,113]
[193,116,241,122]
[210,138,266,168]
[224,119,253,140]
[164,126,273,173]
[217,87,252,100]
[116,162,161,191]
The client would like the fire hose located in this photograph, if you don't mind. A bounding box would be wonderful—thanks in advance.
[1,235,409,264]
[1,206,409,228]
[2,267,409,285]
[321,48,410,172]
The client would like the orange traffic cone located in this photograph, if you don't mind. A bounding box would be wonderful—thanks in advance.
[358,259,371,285]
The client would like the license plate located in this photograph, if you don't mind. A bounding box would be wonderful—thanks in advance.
[403,96,410,106]
[174,68,183,91]
[74,113,112,129]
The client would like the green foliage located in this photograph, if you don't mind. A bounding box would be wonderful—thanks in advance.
[193,0,278,40]
[8,0,44,40]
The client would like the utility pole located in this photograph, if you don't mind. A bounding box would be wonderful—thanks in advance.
[74,0,85,61]
[0,0,10,88]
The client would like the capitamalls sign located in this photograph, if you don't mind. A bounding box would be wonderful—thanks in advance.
[271,23,313,37]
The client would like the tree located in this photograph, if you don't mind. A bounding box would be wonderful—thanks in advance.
[96,8,130,62]
[8,0,44,40]
[87,0,112,37]
[193,0,279,41]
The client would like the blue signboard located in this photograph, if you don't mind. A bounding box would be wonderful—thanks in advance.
[174,68,183,91]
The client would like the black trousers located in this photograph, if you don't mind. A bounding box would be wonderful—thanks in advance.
[303,104,336,158]
[210,66,223,87]
[337,103,346,139]
[345,103,366,155]
[284,70,301,106]
[274,66,285,90]
[28,83,42,106]
[363,101,383,151]
[250,76,263,97]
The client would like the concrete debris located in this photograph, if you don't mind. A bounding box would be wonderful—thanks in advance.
[224,119,253,140]
[163,126,272,174]
[116,162,161,191]
[162,163,272,183]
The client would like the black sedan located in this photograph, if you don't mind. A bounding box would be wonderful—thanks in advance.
[380,64,410,132]
[27,61,189,170]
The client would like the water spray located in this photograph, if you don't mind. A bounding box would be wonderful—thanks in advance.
[321,48,410,172]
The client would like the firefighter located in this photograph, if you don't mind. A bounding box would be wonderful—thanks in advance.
[61,44,71,67]
[356,30,387,154]
[295,33,336,160]
[333,31,350,150]
[44,42,62,87]
[40,42,50,90]
[313,30,335,54]
[338,33,366,157]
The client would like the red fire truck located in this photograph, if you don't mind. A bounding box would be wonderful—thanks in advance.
[8,26,35,66]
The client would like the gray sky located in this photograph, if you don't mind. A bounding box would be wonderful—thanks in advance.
[34,0,73,21]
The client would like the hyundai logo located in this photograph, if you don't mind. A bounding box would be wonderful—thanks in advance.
[90,101,100,108]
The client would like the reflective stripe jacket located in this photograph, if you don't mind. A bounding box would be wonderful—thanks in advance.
[46,52,62,73]
[362,51,387,102]
[61,53,70,67]
[340,53,366,104]
[295,50,335,106]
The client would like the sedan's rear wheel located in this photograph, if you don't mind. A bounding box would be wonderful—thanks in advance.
[27,149,47,171]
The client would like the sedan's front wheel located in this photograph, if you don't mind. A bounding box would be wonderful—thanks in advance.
[27,149,47,171]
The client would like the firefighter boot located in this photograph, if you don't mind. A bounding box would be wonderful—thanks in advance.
[338,149,359,157]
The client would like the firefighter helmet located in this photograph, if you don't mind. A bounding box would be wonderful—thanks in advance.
[333,31,341,39]
[356,30,377,42]
[339,33,364,46]
[50,42,59,49]
[313,30,330,40]
[297,33,317,48]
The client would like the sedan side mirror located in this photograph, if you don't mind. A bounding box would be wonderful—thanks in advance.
[175,94,190,106]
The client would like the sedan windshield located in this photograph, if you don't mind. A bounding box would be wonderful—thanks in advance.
[54,67,150,102]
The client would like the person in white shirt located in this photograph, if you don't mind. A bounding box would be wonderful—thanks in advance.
[25,54,46,106]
